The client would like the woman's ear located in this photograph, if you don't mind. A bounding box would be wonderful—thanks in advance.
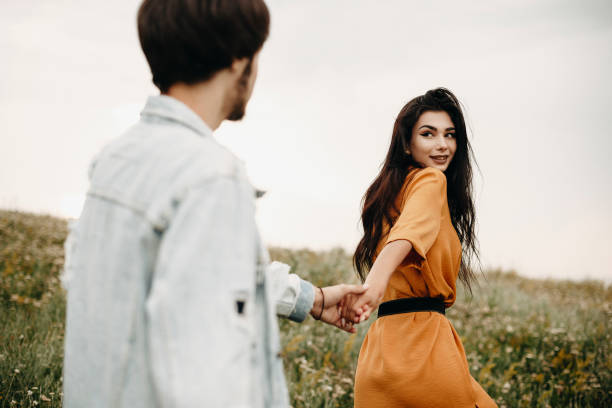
[401,133,411,156]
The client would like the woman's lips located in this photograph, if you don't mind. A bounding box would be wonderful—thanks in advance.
[430,155,448,163]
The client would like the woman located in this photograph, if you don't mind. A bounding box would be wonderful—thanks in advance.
[346,88,497,407]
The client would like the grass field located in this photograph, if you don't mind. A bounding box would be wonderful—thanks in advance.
[1,210,610,407]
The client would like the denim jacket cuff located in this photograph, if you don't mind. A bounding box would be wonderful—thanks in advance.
[288,279,315,323]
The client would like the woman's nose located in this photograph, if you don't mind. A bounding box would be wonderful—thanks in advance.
[436,136,448,150]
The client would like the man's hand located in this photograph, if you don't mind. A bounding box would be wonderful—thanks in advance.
[340,280,385,324]
[340,279,384,323]
[309,284,368,333]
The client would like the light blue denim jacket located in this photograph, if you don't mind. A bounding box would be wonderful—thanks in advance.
[62,95,315,408]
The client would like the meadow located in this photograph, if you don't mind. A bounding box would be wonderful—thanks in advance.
[0,210,610,407]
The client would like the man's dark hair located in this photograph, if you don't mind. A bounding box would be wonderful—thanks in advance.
[138,0,270,93]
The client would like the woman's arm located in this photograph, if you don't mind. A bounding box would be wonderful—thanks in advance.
[266,261,368,332]
[345,168,447,322]
[342,239,413,322]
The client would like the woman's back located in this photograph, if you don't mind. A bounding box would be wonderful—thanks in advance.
[378,165,461,305]
[354,166,497,407]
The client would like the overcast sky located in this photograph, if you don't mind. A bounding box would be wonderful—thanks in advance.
[2,0,611,283]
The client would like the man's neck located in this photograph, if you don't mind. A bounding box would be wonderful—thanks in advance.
[165,80,227,131]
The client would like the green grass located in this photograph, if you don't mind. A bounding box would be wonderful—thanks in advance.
[1,210,611,407]
[1,211,66,407]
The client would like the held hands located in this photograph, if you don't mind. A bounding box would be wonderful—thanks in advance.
[340,278,385,324]
[309,284,369,333]
[309,241,412,332]
[336,240,413,325]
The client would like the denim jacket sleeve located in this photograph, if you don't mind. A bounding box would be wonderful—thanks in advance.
[265,261,314,323]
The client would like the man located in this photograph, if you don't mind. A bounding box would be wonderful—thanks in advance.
[61,0,366,407]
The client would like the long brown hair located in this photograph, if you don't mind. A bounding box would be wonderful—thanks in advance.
[353,88,480,293]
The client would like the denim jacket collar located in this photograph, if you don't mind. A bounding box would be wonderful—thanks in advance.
[141,94,214,138]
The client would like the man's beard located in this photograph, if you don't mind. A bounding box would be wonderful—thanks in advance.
[226,59,252,121]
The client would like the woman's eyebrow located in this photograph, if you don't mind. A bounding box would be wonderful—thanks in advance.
[418,125,456,131]
[418,125,437,131]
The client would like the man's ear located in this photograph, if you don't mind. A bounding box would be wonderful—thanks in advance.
[229,57,250,76]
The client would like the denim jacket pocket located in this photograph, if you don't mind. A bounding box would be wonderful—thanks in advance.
[227,289,255,406]
[230,289,253,331]
[229,289,255,359]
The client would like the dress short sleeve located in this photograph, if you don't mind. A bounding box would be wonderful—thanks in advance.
[385,167,447,261]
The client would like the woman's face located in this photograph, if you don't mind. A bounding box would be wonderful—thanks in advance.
[408,110,457,172]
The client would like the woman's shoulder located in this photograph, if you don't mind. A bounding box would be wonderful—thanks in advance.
[394,166,447,208]
[404,165,447,187]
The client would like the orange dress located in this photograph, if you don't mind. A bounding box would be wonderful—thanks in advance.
[354,166,497,408]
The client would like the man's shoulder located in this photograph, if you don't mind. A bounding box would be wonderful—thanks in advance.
[95,120,243,185]
[86,119,248,230]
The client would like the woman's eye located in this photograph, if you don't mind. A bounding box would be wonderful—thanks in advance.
[421,132,432,137]
[446,133,456,138]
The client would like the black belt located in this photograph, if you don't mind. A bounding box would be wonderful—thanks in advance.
[377,297,446,318]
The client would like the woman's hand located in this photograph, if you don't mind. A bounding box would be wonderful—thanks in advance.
[341,240,414,324]
[310,283,368,333]
[341,279,385,323]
